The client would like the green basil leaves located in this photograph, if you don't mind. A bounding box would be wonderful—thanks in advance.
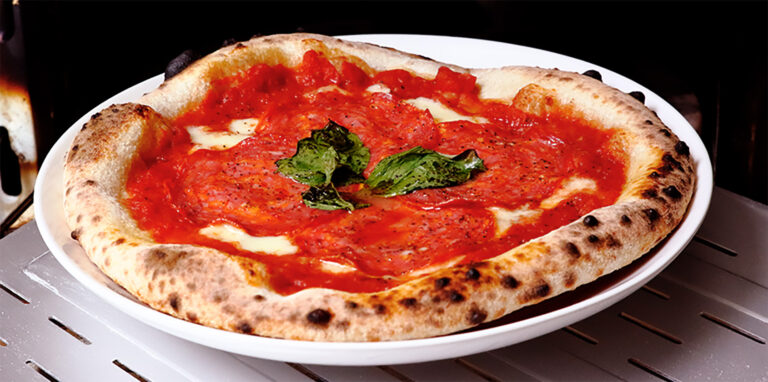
[365,147,487,197]
[276,120,370,187]
[276,121,370,211]
[276,121,486,211]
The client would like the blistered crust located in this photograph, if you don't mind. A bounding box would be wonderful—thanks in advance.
[64,34,695,341]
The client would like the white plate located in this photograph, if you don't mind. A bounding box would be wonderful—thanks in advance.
[34,35,713,366]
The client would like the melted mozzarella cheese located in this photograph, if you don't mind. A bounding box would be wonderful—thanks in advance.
[365,83,391,94]
[199,224,298,256]
[319,260,357,274]
[228,118,260,135]
[186,118,260,151]
[488,205,542,236]
[404,97,489,124]
[540,177,598,210]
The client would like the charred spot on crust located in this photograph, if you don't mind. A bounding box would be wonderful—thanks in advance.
[662,185,682,199]
[642,188,658,199]
[449,291,465,303]
[658,163,675,175]
[643,208,661,223]
[502,275,519,289]
[606,234,622,248]
[675,141,690,156]
[582,69,602,81]
[84,179,97,186]
[186,312,198,323]
[253,295,265,301]
[523,282,551,302]
[583,215,599,227]
[649,171,661,179]
[659,129,672,137]
[565,242,581,259]
[663,153,683,171]
[70,229,82,240]
[621,215,632,225]
[165,49,201,80]
[628,91,645,103]
[644,119,654,125]
[236,321,253,334]
[468,308,488,325]
[435,277,451,289]
[135,105,151,118]
[587,234,600,243]
[307,309,332,325]
[112,238,126,246]
[375,304,387,314]
[565,272,576,288]
[168,293,181,312]
[466,268,481,280]
[345,301,359,309]
[399,298,418,308]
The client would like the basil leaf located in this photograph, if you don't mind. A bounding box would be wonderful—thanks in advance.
[302,184,369,211]
[365,147,487,197]
[276,120,370,187]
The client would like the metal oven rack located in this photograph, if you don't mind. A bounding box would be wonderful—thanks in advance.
[1,187,766,381]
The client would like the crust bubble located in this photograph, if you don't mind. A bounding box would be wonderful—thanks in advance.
[307,309,332,325]
[583,215,599,227]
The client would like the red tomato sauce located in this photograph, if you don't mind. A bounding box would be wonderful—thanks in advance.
[125,50,626,295]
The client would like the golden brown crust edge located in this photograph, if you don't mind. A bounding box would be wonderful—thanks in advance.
[63,33,695,341]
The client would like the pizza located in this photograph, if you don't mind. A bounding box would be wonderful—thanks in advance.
[62,33,695,341]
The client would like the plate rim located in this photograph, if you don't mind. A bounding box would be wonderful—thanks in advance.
[33,34,713,365]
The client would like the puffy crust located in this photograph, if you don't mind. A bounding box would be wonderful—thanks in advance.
[64,34,695,341]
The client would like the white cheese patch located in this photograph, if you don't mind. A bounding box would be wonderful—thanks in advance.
[319,260,357,274]
[404,97,489,124]
[540,177,598,210]
[228,118,260,135]
[199,224,298,256]
[186,118,260,152]
[365,83,391,94]
[488,205,542,236]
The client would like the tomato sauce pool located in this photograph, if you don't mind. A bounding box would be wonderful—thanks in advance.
[125,50,627,295]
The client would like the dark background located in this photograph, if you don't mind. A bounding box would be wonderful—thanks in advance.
[17,1,768,203]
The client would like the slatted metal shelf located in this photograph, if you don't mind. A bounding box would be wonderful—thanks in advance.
[1,187,766,381]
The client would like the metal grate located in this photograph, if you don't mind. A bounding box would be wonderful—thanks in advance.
[1,187,766,381]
